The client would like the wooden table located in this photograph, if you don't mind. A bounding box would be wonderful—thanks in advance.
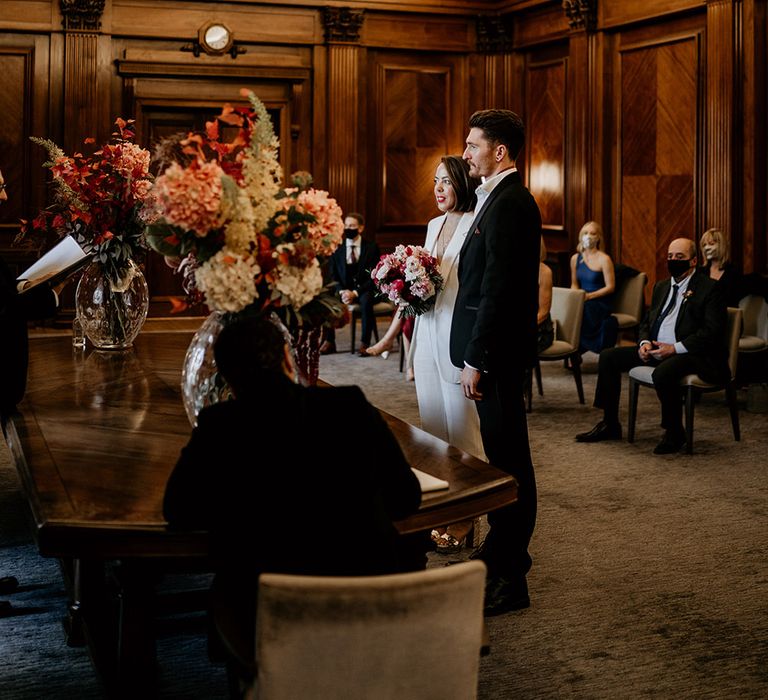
[4,332,517,696]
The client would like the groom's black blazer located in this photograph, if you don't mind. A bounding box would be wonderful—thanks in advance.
[640,269,729,383]
[449,170,542,374]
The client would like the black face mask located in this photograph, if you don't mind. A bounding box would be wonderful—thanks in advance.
[667,258,692,278]
[344,228,358,239]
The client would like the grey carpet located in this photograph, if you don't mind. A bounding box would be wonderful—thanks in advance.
[1,321,767,698]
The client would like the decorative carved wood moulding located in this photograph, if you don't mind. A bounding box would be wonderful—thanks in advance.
[60,0,105,32]
[562,0,596,32]
[323,7,365,43]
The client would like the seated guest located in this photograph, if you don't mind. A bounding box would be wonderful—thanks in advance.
[163,315,423,675]
[0,167,65,616]
[570,221,618,353]
[538,238,554,353]
[575,237,728,455]
[699,227,745,307]
[322,212,382,356]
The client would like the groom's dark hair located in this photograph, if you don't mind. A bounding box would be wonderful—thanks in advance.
[469,109,525,161]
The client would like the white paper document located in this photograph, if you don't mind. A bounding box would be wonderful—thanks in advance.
[17,236,90,293]
[412,468,449,493]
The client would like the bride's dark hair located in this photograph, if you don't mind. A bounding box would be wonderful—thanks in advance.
[440,155,481,213]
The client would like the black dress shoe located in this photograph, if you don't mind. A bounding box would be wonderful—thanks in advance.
[653,432,687,455]
[0,576,18,595]
[575,420,622,443]
[483,575,530,617]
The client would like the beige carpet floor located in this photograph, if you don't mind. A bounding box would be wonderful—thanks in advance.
[321,322,768,699]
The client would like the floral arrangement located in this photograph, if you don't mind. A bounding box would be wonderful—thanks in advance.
[371,244,444,318]
[21,119,153,283]
[143,89,345,328]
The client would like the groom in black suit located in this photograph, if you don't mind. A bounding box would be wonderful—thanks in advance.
[449,110,542,616]
[576,237,728,454]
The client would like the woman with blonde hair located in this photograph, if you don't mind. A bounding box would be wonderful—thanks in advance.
[570,221,617,353]
[699,227,744,306]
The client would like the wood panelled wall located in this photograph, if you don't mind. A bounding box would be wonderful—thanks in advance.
[0,0,766,312]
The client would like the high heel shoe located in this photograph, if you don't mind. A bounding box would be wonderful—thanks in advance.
[365,341,394,358]
[432,532,466,555]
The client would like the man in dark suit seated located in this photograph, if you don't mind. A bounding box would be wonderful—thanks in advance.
[163,314,423,678]
[323,212,382,356]
[575,237,729,455]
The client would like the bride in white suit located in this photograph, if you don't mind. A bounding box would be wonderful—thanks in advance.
[413,155,485,552]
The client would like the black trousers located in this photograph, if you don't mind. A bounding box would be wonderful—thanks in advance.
[594,346,710,434]
[475,368,537,579]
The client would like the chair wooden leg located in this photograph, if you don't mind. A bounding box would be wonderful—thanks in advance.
[534,360,543,396]
[350,313,357,354]
[726,382,741,440]
[571,353,585,404]
[628,377,638,443]
[684,386,695,454]
[399,330,404,373]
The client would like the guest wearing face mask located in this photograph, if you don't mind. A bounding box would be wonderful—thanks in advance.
[574,237,728,455]
[699,228,745,307]
[570,221,618,353]
[323,212,382,356]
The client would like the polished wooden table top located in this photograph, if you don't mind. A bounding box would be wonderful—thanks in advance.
[6,332,517,558]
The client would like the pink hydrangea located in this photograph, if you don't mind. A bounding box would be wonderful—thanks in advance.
[153,160,224,237]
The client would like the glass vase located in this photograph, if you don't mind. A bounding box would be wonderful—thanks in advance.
[181,311,233,427]
[75,258,149,350]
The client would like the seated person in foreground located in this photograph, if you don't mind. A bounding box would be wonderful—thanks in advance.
[163,315,423,669]
[575,237,728,455]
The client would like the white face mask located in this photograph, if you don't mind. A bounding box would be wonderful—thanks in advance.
[581,235,597,250]
[702,244,718,260]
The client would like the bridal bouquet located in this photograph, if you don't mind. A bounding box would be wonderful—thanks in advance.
[371,244,443,318]
[20,119,153,282]
[142,89,345,327]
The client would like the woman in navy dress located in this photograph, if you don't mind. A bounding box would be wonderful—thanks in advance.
[570,221,617,353]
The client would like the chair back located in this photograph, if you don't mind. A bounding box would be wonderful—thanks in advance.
[255,561,486,699]
[550,287,586,349]
[611,272,648,326]
[725,307,743,380]
[738,294,768,341]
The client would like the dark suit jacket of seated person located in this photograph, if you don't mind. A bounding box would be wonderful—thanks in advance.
[580,237,729,450]
[1,257,58,414]
[328,212,382,349]
[163,315,422,594]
